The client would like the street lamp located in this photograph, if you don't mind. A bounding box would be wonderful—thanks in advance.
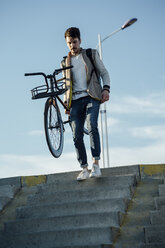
[98,18,137,168]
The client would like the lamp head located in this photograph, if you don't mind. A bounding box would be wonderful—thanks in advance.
[121,18,137,30]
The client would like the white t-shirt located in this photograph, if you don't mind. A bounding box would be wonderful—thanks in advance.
[71,53,88,100]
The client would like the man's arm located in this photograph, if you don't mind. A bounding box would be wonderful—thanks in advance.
[93,49,110,102]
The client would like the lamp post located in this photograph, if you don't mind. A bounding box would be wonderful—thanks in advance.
[98,18,137,168]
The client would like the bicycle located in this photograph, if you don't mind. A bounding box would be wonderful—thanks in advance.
[25,67,88,158]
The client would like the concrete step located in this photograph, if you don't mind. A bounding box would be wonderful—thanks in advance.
[115,243,165,248]
[46,165,140,183]
[154,196,165,210]
[37,175,137,193]
[48,246,114,248]
[150,210,165,224]
[0,232,7,248]
[4,226,119,248]
[141,244,165,248]
[16,197,129,219]
[27,186,133,205]
[113,225,145,247]
[113,178,164,248]
[68,243,165,248]
[144,225,165,243]
[158,184,165,196]
[5,211,122,234]
[0,196,11,211]
[0,176,21,187]
[0,185,18,198]
[0,185,20,212]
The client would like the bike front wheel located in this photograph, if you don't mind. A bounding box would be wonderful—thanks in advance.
[44,98,64,158]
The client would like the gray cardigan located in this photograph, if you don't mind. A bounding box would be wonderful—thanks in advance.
[61,48,110,109]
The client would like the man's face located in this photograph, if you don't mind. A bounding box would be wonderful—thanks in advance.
[66,36,81,56]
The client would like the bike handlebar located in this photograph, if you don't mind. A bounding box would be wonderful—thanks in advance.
[24,66,73,78]
[24,72,49,88]
[24,72,47,77]
[25,66,73,92]
[53,66,73,75]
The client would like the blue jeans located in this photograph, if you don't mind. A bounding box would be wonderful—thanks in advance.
[70,96,101,168]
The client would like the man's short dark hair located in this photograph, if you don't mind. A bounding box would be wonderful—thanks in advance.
[65,27,81,40]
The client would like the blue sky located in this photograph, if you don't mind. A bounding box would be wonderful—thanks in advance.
[0,0,165,178]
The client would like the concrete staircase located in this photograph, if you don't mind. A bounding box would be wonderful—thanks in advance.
[0,177,21,212]
[144,177,165,247]
[0,164,165,248]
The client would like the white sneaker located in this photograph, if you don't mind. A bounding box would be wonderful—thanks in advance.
[89,164,101,178]
[77,168,90,181]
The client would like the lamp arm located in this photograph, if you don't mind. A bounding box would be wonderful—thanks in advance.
[101,27,122,43]
[96,17,137,48]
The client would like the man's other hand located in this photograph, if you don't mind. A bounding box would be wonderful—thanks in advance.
[101,90,110,103]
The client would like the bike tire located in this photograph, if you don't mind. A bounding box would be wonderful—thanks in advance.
[44,98,64,158]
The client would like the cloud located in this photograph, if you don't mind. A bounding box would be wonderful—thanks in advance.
[0,153,78,179]
[109,141,165,167]
[130,125,165,141]
[1,138,165,179]
[27,130,44,136]
[110,93,165,117]
[107,117,121,128]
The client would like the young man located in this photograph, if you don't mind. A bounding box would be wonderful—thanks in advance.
[62,27,110,181]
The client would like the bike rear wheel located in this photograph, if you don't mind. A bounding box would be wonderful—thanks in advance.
[44,98,64,158]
